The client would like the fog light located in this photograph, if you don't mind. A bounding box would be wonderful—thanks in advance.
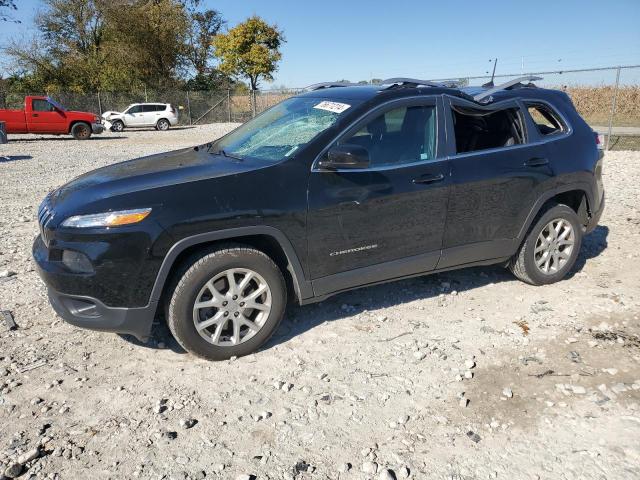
[62,250,94,273]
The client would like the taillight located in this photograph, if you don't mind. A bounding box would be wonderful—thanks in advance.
[594,131,600,145]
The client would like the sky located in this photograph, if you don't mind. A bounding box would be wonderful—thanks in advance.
[1,0,639,87]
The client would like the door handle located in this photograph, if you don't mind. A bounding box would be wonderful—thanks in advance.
[524,157,549,167]
[32,113,39,117]
[413,173,445,185]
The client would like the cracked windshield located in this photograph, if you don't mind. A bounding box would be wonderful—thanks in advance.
[212,97,355,161]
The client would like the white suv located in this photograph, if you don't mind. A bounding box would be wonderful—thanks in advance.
[102,103,179,132]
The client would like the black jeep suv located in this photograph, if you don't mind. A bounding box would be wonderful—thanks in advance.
[33,77,605,360]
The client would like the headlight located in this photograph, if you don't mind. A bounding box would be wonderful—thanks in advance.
[61,208,152,228]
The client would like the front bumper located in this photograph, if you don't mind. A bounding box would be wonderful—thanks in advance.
[32,232,162,341]
[47,288,156,340]
[91,122,105,134]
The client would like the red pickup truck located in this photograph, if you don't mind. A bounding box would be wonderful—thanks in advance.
[0,96,104,140]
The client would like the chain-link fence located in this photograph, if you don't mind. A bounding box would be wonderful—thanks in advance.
[1,65,638,149]
[429,65,640,150]
[0,88,304,126]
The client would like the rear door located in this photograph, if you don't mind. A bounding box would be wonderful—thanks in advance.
[307,96,450,295]
[28,98,67,133]
[439,96,552,268]
[142,104,162,125]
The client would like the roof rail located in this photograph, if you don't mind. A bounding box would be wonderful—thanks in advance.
[473,75,543,102]
[382,78,462,89]
[304,82,361,91]
[382,77,446,88]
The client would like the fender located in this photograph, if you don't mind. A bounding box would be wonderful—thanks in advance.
[516,182,595,242]
[147,226,314,305]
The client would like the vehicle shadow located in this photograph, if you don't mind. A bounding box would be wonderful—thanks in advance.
[265,224,610,350]
[0,155,33,162]
[117,319,187,354]
[118,126,196,132]
[9,136,126,142]
[118,224,609,356]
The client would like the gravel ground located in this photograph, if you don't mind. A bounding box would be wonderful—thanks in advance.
[1,125,639,480]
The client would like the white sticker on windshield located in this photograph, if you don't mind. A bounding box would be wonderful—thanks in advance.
[313,101,351,114]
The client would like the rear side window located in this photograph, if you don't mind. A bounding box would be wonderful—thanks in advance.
[32,99,55,112]
[526,103,566,136]
[452,106,525,154]
[142,104,164,112]
[341,105,437,167]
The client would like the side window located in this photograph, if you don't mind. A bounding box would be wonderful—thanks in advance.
[526,103,566,136]
[452,106,525,154]
[339,105,437,167]
[32,99,55,112]
[127,105,142,114]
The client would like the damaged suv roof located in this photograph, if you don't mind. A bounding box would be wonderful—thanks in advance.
[298,76,563,106]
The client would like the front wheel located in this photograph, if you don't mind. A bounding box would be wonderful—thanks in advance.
[110,120,124,132]
[156,118,170,131]
[71,122,92,140]
[166,246,287,360]
[510,203,583,285]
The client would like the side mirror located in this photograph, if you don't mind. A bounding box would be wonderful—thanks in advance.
[318,144,370,170]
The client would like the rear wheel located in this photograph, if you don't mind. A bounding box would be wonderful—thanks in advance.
[510,203,582,285]
[71,122,92,140]
[156,118,170,131]
[166,246,287,360]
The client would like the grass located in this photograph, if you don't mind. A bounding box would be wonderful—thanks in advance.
[607,135,640,151]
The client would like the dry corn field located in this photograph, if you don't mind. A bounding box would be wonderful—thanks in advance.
[237,85,640,127]
[563,85,640,126]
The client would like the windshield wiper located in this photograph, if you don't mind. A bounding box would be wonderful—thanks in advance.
[213,149,243,161]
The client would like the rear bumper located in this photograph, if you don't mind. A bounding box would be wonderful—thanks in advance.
[91,122,105,134]
[586,193,605,234]
[48,288,156,341]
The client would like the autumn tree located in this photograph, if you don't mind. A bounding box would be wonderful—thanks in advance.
[213,16,285,90]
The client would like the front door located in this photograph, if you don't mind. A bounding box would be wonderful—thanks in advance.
[124,105,145,126]
[307,97,450,295]
[28,98,67,133]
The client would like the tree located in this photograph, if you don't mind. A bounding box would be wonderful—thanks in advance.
[4,0,195,92]
[0,0,18,22]
[182,0,225,76]
[108,0,190,88]
[213,16,285,90]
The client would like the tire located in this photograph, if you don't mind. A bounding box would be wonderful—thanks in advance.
[111,120,124,132]
[156,118,170,131]
[509,203,583,285]
[71,122,92,140]
[166,245,287,360]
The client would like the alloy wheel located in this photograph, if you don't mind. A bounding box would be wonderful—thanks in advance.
[534,218,575,274]
[192,268,272,346]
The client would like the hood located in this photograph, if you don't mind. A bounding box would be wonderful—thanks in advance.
[48,146,268,217]
[102,111,121,117]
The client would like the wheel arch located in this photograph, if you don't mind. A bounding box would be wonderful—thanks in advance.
[517,184,593,242]
[68,120,91,134]
[150,226,312,308]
